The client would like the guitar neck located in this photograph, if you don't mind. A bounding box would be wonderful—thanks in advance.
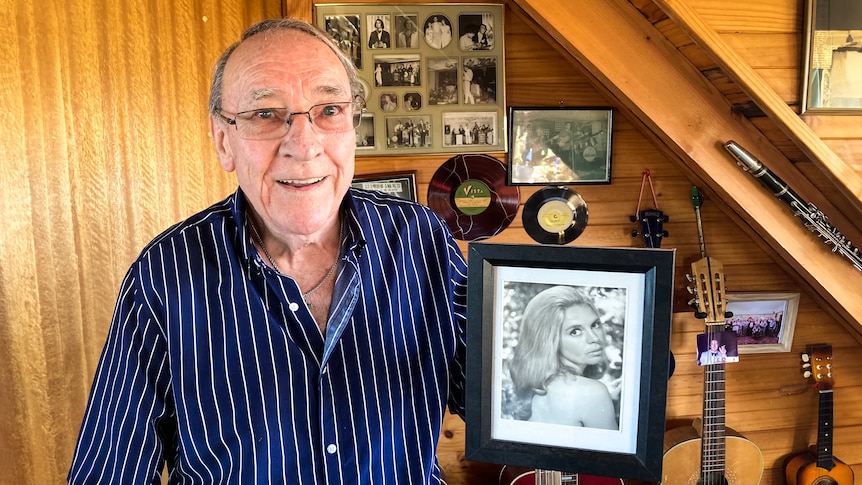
[701,322,727,479]
[816,389,835,469]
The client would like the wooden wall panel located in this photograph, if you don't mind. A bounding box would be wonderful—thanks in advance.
[0,0,282,483]
[1,0,861,484]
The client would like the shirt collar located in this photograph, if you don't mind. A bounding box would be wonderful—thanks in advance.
[228,188,368,269]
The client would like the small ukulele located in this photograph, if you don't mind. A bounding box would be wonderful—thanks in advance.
[630,169,669,248]
[499,465,622,485]
[784,344,854,485]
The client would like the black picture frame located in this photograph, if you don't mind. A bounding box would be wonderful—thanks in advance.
[508,107,613,185]
[465,243,675,482]
[351,171,418,202]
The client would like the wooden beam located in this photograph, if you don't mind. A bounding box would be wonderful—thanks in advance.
[651,0,862,219]
[511,0,862,334]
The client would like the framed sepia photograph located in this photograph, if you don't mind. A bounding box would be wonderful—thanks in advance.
[314,3,506,156]
[384,115,432,149]
[724,292,800,353]
[351,171,418,202]
[464,243,675,482]
[441,111,498,148]
[800,0,862,113]
[508,107,613,185]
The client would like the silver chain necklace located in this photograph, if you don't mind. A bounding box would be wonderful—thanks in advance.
[247,216,341,303]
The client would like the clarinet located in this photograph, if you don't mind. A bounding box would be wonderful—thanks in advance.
[724,140,862,272]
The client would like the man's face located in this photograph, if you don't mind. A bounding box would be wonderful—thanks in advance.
[211,30,356,237]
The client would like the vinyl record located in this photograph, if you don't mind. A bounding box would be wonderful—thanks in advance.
[522,186,588,245]
[427,154,520,241]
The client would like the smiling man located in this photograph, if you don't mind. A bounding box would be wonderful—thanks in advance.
[69,19,468,485]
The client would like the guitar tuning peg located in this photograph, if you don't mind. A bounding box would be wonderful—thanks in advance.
[686,286,695,295]
[694,311,708,319]
[803,370,812,378]
[685,274,695,282]
[802,362,811,369]
[724,311,733,318]
[801,353,810,363]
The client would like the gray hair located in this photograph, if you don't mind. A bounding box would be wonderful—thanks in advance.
[208,18,362,115]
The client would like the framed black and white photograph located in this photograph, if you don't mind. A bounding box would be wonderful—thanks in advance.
[384,115,432,149]
[458,13,495,51]
[508,107,613,185]
[324,14,362,69]
[394,13,420,48]
[314,4,505,156]
[367,14,392,49]
[465,243,674,482]
[379,93,398,112]
[724,292,800,353]
[351,171,418,202]
[442,111,498,148]
[355,114,375,150]
[373,55,421,87]
[404,92,422,111]
[422,13,453,49]
[427,57,458,105]
[462,57,497,105]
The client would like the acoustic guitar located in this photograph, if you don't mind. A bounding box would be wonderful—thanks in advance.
[499,465,622,485]
[784,344,854,484]
[661,252,763,484]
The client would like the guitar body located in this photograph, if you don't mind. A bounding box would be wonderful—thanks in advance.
[661,425,763,485]
[785,449,854,485]
[499,465,623,485]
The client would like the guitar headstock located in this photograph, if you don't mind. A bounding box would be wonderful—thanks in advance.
[801,344,834,391]
[687,256,730,325]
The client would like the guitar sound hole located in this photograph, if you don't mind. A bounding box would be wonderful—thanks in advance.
[811,478,838,485]
[697,473,729,485]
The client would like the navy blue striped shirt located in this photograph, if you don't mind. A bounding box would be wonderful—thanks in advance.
[68,188,468,484]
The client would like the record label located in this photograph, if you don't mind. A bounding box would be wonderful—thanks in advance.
[454,180,492,215]
[427,154,520,241]
[537,199,575,233]
[522,186,588,245]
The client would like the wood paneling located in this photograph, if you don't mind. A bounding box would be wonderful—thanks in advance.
[2,0,861,484]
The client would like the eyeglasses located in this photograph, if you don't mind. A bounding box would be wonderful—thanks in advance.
[216,96,366,140]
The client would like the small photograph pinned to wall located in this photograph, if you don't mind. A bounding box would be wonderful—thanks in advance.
[442,111,498,148]
[423,14,453,49]
[384,115,432,149]
[458,12,494,51]
[696,330,739,366]
[394,13,420,48]
[427,57,459,105]
[373,54,421,87]
[379,93,398,112]
[404,92,422,111]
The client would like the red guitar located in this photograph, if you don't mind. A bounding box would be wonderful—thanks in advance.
[784,344,854,484]
[499,465,622,485]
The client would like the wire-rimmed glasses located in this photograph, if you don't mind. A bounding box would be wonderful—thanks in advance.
[215,96,366,140]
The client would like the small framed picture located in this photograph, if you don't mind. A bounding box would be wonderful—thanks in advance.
[373,54,421,87]
[384,115,432,149]
[724,292,800,353]
[351,171,418,202]
[394,14,420,48]
[462,57,498,105]
[355,114,375,150]
[367,14,392,49]
[441,111,498,148]
[324,14,362,69]
[508,107,613,185]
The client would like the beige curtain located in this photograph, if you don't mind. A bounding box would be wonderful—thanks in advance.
[0,0,282,482]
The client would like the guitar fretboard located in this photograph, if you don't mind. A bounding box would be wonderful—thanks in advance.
[701,360,727,479]
[816,389,835,470]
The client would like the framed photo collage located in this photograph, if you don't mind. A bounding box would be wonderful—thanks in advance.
[314,3,506,156]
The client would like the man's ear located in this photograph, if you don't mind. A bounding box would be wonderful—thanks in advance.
[210,115,236,172]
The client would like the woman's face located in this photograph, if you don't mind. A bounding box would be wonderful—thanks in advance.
[558,303,605,370]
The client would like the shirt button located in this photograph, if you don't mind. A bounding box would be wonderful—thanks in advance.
[326,444,337,454]
[289,302,300,312]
